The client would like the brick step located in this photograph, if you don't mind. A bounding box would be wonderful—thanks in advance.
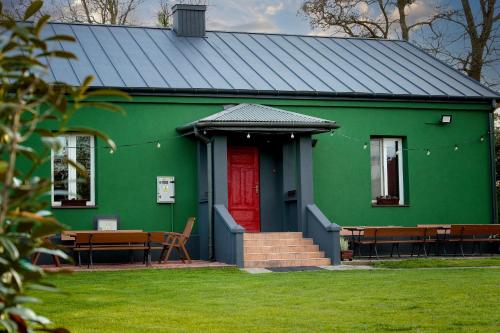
[243,232,303,240]
[244,257,331,268]
[244,244,320,254]
[243,238,314,247]
[244,251,326,261]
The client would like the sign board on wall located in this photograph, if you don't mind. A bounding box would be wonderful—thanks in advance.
[157,176,175,203]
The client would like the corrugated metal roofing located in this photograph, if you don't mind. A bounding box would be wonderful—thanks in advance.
[177,103,338,134]
[41,22,499,100]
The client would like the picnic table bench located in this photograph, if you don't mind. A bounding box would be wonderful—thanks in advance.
[347,227,439,259]
[447,224,500,256]
[73,231,166,268]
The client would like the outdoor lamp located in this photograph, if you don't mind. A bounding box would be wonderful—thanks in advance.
[440,115,452,124]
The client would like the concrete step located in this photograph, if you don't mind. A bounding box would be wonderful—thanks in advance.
[244,251,326,261]
[244,257,331,268]
[244,244,320,254]
[243,232,303,240]
[243,238,314,247]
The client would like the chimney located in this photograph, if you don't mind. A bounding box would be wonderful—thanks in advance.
[172,4,207,37]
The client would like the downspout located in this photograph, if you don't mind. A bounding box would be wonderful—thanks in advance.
[489,99,498,224]
[194,128,214,259]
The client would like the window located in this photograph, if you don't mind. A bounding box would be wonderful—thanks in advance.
[370,137,405,205]
[51,135,95,207]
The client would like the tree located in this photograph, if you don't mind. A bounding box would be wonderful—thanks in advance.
[0,2,127,331]
[157,0,172,27]
[300,0,499,87]
[300,0,453,40]
[428,0,499,86]
[50,0,144,24]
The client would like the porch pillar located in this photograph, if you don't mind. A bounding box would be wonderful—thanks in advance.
[196,142,209,260]
[297,135,314,233]
[211,135,228,206]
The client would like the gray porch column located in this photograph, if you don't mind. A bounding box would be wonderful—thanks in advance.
[197,142,209,260]
[297,135,314,233]
[212,136,228,206]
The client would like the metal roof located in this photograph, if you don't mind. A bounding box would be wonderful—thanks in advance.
[40,22,499,100]
[177,103,339,134]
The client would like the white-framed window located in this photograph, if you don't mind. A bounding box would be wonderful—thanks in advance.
[370,137,405,205]
[51,135,95,207]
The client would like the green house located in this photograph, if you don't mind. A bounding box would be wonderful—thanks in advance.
[43,4,499,267]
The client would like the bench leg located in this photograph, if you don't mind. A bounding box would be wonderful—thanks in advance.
[374,244,379,260]
[78,251,81,267]
[396,244,401,258]
[390,244,395,257]
[89,250,93,269]
[368,244,373,259]
[410,244,415,257]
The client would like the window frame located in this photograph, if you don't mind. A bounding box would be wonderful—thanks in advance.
[51,134,95,207]
[371,137,405,206]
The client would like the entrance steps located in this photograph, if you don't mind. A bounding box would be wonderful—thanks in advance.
[243,232,331,268]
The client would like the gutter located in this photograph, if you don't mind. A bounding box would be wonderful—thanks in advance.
[92,86,500,103]
[177,121,340,134]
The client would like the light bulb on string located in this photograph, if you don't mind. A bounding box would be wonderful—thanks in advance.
[480,136,485,142]
[363,142,368,150]
[156,141,161,149]
[454,144,459,151]
[330,131,334,137]
[247,133,251,139]
[291,133,295,139]
[426,149,431,156]
[109,149,115,154]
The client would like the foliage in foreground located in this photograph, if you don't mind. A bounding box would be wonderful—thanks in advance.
[0,2,126,332]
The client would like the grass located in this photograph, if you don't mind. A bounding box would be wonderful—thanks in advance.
[371,257,500,269]
[32,264,500,333]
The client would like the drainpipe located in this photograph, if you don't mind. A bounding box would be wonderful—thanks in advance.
[489,99,498,224]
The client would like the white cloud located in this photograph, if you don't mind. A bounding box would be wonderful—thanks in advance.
[264,2,284,15]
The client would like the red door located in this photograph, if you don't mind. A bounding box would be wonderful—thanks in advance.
[228,146,260,232]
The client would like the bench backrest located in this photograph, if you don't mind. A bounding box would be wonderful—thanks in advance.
[75,233,92,245]
[149,232,166,243]
[450,224,500,237]
[182,217,196,240]
[363,227,428,238]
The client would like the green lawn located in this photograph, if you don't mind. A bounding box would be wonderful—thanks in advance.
[33,266,500,333]
[371,257,500,269]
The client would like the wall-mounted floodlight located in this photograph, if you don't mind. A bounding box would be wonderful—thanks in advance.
[440,115,452,124]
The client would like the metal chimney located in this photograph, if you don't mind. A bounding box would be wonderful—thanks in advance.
[172,4,206,37]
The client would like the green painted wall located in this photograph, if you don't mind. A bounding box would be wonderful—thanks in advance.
[44,96,493,231]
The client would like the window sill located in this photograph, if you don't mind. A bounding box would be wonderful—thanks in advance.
[52,205,98,209]
[371,204,410,208]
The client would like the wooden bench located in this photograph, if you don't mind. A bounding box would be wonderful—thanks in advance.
[351,227,438,259]
[447,224,500,256]
[73,232,151,268]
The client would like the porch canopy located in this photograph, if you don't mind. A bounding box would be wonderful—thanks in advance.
[176,103,339,136]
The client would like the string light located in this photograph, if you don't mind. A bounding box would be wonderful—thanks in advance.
[247,133,251,139]
[109,149,115,154]
[291,133,295,139]
[330,131,334,137]
[331,131,488,153]
[156,141,161,149]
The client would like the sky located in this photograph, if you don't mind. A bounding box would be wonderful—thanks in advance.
[138,0,314,34]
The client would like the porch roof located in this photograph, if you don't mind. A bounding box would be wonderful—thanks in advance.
[176,104,339,135]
